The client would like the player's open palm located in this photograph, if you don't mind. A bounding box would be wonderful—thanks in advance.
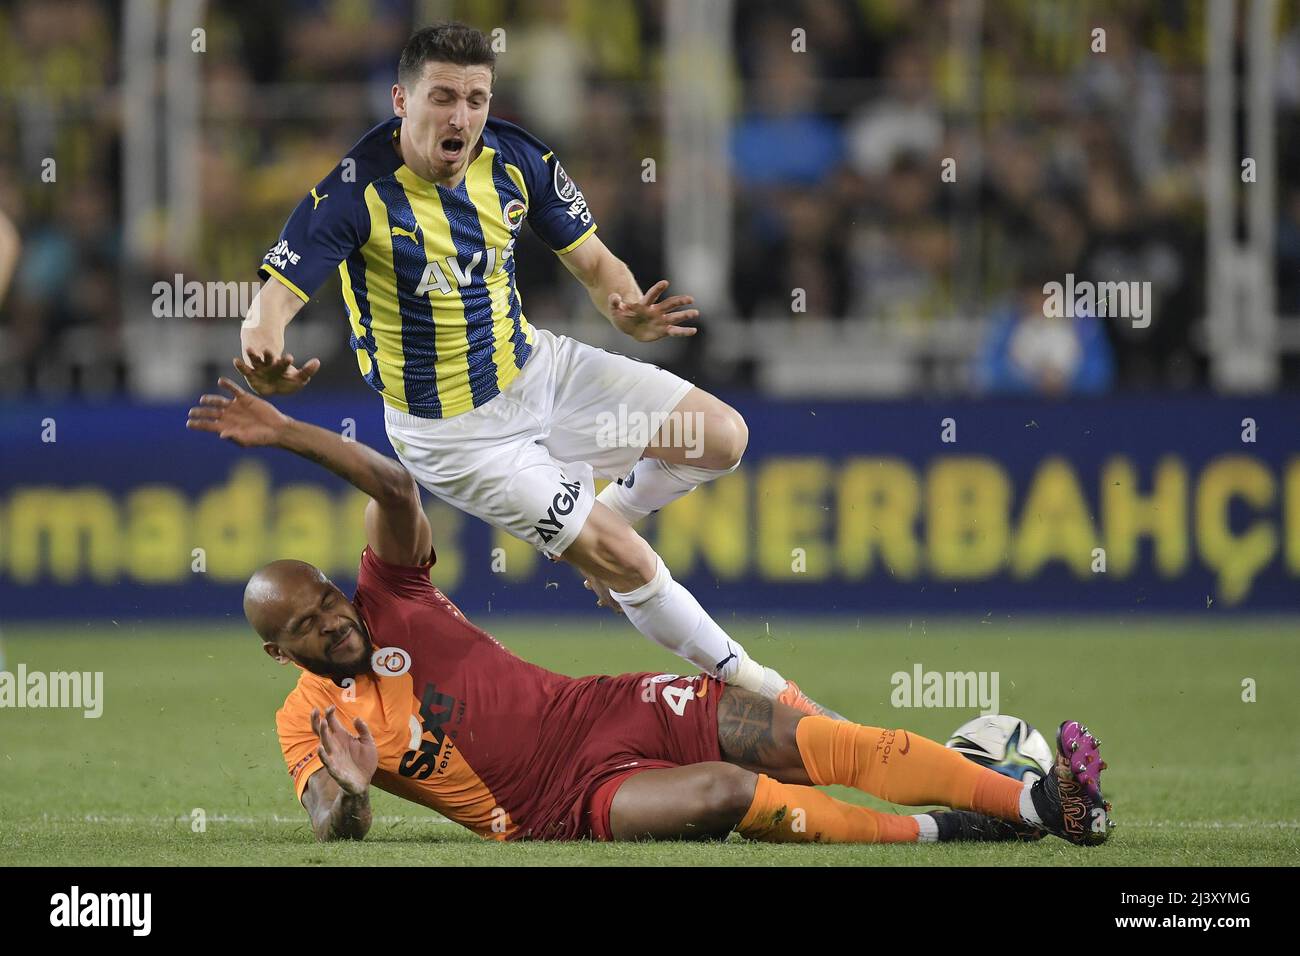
[609,280,700,342]
[311,706,378,797]
[186,377,289,447]
[234,347,321,396]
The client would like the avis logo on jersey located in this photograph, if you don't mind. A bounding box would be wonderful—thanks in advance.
[413,241,517,296]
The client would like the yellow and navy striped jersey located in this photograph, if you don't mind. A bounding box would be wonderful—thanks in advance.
[258,116,597,418]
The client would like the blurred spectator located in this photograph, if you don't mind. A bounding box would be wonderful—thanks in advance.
[845,37,942,178]
[731,22,844,187]
[1076,155,1194,389]
[1277,186,1300,316]
[847,152,949,324]
[730,18,849,321]
[0,206,20,310]
[1072,12,1172,187]
[492,0,590,147]
[0,0,1291,398]
[974,271,1115,396]
[285,0,411,119]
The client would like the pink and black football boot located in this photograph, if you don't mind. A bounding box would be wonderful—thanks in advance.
[1027,720,1114,846]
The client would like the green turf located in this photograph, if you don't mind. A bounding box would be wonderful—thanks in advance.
[1,616,1296,866]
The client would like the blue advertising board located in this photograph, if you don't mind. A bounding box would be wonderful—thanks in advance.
[2,395,1298,618]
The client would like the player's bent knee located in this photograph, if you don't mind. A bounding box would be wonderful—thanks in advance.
[696,763,758,829]
[720,407,749,468]
[697,406,747,471]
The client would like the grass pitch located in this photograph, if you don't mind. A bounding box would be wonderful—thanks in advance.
[1,616,1296,866]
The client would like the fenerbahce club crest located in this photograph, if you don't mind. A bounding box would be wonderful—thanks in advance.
[502,198,527,231]
[371,647,412,677]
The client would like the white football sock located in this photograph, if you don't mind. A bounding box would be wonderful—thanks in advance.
[597,458,737,525]
[1019,782,1043,827]
[913,813,940,843]
[608,555,784,697]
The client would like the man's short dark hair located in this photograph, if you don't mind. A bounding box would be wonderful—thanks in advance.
[398,22,496,88]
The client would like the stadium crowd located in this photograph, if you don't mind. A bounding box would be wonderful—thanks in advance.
[2,0,1300,398]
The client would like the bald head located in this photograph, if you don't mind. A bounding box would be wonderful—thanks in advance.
[244,559,329,641]
[245,560,373,680]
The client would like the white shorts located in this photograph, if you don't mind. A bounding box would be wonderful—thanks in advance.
[384,327,693,557]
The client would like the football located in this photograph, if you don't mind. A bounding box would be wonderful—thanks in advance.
[945,715,1053,783]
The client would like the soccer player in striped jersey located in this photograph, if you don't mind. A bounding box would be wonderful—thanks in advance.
[235,22,837,718]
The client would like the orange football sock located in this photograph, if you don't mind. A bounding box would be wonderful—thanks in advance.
[795,716,1023,821]
[738,773,920,843]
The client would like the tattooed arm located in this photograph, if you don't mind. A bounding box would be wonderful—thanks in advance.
[716,686,814,785]
[302,706,376,842]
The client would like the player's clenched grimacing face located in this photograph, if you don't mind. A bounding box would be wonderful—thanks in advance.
[394,61,492,180]
[248,569,374,681]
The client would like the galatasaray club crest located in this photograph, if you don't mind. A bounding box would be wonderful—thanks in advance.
[371,647,412,677]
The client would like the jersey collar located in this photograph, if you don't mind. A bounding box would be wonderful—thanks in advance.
[393,119,496,196]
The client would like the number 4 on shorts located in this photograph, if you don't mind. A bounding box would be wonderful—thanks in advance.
[661,683,695,717]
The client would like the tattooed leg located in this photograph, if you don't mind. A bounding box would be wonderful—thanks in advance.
[713,687,1054,844]
[716,685,813,784]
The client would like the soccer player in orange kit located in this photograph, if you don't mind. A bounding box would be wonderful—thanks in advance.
[187,378,1113,847]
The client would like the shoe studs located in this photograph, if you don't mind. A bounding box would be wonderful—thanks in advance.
[1070,740,1078,753]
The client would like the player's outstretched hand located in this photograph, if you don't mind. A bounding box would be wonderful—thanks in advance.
[583,574,624,615]
[186,377,290,447]
[609,280,700,342]
[548,552,625,614]
[233,347,321,396]
[311,706,378,797]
